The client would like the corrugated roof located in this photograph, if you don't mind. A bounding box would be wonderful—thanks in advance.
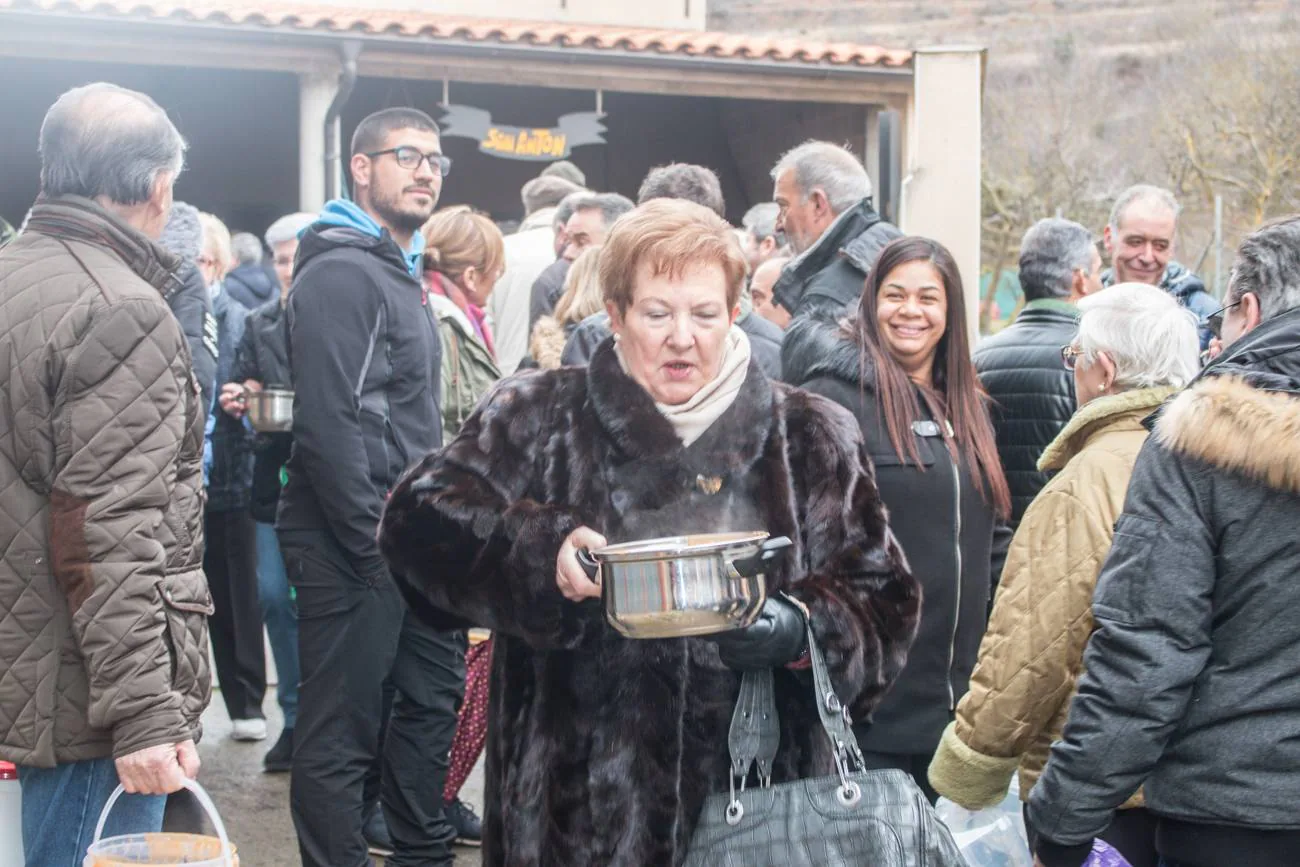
[0,0,914,68]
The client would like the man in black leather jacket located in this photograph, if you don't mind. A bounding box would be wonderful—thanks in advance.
[974,218,1102,525]
[771,141,902,381]
[770,141,902,321]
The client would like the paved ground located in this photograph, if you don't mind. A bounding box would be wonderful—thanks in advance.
[191,691,483,866]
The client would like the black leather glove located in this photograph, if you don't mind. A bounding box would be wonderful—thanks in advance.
[708,596,807,671]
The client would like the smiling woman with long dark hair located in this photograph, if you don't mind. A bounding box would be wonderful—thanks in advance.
[784,235,1013,801]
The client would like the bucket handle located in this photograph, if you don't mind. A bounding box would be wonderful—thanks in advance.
[92,778,233,867]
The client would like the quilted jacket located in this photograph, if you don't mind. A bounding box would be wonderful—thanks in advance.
[973,299,1080,527]
[927,386,1175,810]
[0,196,211,768]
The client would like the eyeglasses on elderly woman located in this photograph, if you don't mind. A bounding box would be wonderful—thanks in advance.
[1061,344,1084,371]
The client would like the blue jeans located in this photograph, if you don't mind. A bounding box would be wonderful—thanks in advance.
[257,520,300,728]
[18,757,165,866]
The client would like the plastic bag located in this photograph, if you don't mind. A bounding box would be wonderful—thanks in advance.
[1084,839,1132,867]
[934,777,1032,867]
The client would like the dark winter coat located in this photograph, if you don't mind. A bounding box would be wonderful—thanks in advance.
[528,257,570,333]
[158,202,218,418]
[973,299,1079,526]
[560,311,785,380]
[230,299,292,524]
[772,198,902,323]
[378,339,922,867]
[1029,307,1300,867]
[785,316,1012,757]
[223,261,278,310]
[231,299,291,389]
[206,288,253,513]
[278,224,443,585]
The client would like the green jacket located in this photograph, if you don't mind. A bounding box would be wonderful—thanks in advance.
[428,293,501,441]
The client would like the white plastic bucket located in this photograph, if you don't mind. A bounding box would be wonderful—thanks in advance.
[0,762,23,867]
[83,778,237,867]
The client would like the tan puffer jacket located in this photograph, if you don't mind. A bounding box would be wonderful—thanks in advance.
[928,386,1177,809]
[0,196,211,768]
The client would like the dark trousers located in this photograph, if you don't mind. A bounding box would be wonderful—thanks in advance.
[280,528,463,867]
[1026,806,1159,867]
[382,615,467,867]
[205,508,266,721]
[859,749,939,804]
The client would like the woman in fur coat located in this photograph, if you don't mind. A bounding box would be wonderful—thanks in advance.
[379,199,921,866]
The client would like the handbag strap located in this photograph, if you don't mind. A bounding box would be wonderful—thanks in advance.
[806,621,867,774]
[729,668,779,787]
[724,609,866,795]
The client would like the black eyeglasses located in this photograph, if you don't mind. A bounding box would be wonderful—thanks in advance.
[1205,299,1242,340]
[1061,344,1083,371]
[365,146,452,177]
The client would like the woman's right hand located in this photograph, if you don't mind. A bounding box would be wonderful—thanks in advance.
[557,526,607,602]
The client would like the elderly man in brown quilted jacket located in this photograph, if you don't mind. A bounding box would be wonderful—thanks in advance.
[0,83,210,865]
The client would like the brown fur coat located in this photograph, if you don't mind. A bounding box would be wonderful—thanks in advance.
[379,340,921,866]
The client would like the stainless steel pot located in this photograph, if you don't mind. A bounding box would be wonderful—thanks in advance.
[577,532,792,639]
[244,388,294,433]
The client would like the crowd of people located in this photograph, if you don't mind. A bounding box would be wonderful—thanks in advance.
[1,80,1297,867]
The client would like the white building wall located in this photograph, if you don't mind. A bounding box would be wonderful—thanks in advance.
[901,47,985,343]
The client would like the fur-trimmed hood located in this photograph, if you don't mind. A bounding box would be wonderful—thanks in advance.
[1157,376,1300,494]
[528,314,570,370]
[1156,307,1300,493]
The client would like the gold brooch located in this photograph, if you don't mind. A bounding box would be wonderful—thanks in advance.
[696,475,723,495]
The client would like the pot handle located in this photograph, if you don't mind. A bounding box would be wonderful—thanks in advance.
[575,548,601,581]
[729,536,792,579]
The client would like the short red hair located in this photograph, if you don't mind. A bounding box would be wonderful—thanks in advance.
[598,198,747,315]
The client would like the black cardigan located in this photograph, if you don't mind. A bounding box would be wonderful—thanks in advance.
[785,314,1012,755]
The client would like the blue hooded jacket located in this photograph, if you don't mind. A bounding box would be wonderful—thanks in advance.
[314,199,426,277]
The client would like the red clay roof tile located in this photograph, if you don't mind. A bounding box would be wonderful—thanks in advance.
[0,0,913,68]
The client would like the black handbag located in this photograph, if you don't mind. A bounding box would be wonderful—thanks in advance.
[684,621,966,866]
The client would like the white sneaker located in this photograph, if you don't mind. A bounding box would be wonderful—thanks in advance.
[231,718,268,742]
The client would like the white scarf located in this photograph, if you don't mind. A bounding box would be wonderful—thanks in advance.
[616,326,752,447]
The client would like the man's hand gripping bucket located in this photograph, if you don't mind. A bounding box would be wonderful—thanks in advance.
[84,778,238,867]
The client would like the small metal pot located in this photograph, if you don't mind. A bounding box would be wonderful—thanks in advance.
[244,388,294,433]
[578,532,792,639]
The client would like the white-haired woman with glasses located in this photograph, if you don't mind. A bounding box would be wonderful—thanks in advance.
[929,282,1200,867]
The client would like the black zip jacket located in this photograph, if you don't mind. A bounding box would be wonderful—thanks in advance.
[230,299,293,524]
[973,301,1079,526]
[277,225,443,583]
[786,315,1011,755]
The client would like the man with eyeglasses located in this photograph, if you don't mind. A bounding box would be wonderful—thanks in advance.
[277,107,462,867]
[1029,215,1300,867]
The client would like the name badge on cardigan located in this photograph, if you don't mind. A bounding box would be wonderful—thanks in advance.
[912,419,955,439]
